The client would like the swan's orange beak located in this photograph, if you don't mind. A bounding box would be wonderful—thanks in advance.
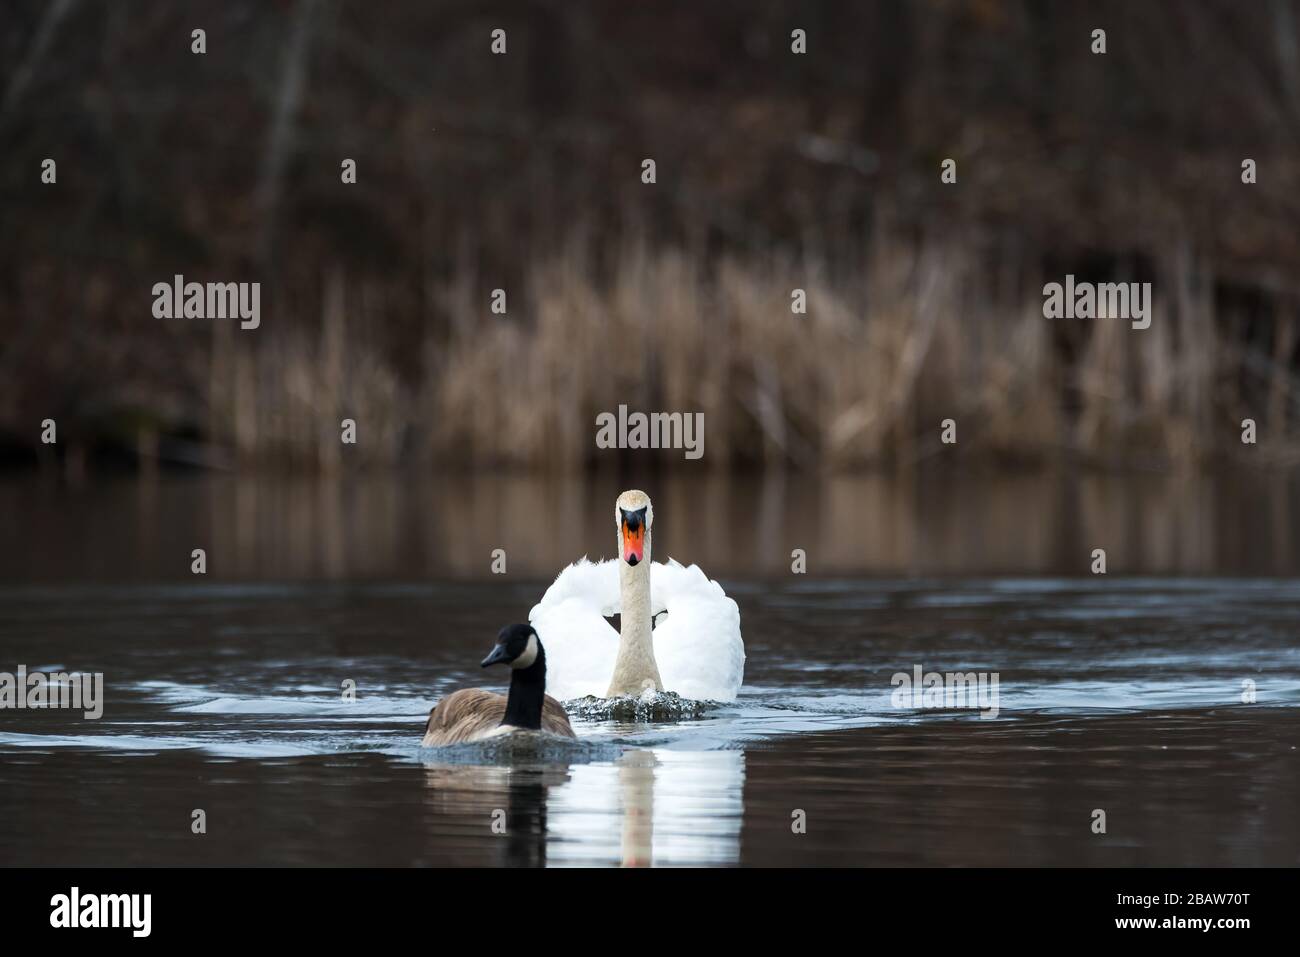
[622,521,645,566]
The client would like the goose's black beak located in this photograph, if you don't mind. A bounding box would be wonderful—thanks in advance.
[481,644,511,668]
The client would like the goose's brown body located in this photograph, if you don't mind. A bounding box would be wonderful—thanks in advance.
[421,688,575,746]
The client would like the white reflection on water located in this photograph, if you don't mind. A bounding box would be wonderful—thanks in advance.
[417,748,745,867]
[546,749,744,866]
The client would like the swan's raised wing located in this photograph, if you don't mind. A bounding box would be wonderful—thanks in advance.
[649,559,745,702]
[529,558,621,701]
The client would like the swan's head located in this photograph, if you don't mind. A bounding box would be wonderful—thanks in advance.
[615,489,653,567]
[481,623,540,670]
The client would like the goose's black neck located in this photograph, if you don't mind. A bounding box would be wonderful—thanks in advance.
[502,645,546,730]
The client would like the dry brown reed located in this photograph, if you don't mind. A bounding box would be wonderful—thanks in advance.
[195,230,1298,472]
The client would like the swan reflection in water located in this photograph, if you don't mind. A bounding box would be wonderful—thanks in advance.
[419,748,744,867]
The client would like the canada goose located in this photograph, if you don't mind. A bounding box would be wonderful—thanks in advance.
[421,624,576,746]
[528,490,745,701]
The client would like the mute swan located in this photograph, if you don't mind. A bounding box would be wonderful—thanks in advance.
[421,624,576,745]
[529,490,745,702]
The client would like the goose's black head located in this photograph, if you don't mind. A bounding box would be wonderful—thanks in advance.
[481,624,541,670]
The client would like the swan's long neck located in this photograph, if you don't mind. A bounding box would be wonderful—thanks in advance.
[607,543,663,697]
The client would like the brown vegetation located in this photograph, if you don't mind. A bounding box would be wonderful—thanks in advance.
[3,1,1300,471]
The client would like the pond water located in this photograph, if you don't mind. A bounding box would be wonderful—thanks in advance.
[1,565,1297,866]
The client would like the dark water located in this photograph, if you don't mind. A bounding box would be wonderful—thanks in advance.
[4,469,1300,581]
[1,568,1298,866]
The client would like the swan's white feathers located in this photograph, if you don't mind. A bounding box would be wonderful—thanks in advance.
[530,557,621,617]
[528,558,621,701]
[650,559,744,702]
[530,556,745,702]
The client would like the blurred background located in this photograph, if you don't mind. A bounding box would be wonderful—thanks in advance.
[3,0,1300,577]
[4,3,1300,870]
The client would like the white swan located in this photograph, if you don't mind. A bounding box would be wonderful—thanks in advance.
[529,490,745,702]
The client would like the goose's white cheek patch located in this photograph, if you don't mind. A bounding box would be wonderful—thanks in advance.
[512,634,539,669]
